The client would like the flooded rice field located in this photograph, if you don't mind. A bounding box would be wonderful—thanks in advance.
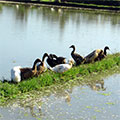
[0,74,120,120]
[0,4,120,120]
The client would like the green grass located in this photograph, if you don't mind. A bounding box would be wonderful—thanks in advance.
[32,0,55,2]
[66,2,120,9]
[0,53,120,103]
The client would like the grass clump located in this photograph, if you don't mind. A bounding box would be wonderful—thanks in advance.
[0,53,120,103]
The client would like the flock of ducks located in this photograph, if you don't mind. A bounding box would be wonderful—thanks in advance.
[11,45,110,83]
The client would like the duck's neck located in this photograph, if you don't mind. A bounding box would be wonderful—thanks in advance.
[42,54,47,63]
[32,59,41,70]
[104,48,107,56]
[71,47,75,55]
[34,65,38,75]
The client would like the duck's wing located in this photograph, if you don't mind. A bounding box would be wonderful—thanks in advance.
[85,50,96,59]
[20,68,33,80]
[85,49,103,63]
[20,67,31,73]
[46,58,58,67]
[52,64,68,73]
[57,57,66,64]
[72,53,84,65]
[49,54,58,60]
[84,50,97,63]
[58,56,66,60]
[48,54,66,66]
[50,54,66,61]
[73,53,84,60]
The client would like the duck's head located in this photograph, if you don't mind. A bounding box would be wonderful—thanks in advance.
[104,46,110,51]
[34,58,42,65]
[69,45,75,49]
[32,58,42,70]
[42,53,49,62]
[44,53,49,57]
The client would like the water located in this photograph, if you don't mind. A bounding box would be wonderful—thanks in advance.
[0,4,120,79]
[0,4,120,119]
[0,73,120,120]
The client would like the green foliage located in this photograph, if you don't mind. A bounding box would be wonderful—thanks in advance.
[0,53,120,103]
[65,2,120,9]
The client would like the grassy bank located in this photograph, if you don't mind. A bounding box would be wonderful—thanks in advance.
[0,53,120,103]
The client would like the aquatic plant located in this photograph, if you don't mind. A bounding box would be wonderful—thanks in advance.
[0,53,120,103]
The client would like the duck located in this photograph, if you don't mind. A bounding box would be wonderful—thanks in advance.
[11,58,41,83]
[69,45,85,66]
[37,53,48,74]
[49,59,74,73]
[49,54,66,64]
[46,53,66,67]
[95,46,110,61]
[84,46,110,63]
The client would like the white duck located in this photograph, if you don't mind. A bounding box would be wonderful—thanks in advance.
[11,58,41,83]
[49,60,74,73]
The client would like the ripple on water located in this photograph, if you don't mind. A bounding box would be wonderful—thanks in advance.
[0,74,120,120]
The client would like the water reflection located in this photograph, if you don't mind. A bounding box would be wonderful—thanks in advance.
[3,77,106,115]
[12,4,30,23]
[0,74,120,120]
[88,79,106,91]
[18,89,71,118]
[53,89,71,103]
[1,3,119,44]
[14,5,29,22]
[20,97,43,118]
[0,5,2,13]
[1,4,120,27]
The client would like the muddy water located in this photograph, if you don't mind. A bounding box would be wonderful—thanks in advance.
[0,74,120,120]
[0,4,120,79]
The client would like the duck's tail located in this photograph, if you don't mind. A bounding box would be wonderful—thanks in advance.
[11,66,21,83]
